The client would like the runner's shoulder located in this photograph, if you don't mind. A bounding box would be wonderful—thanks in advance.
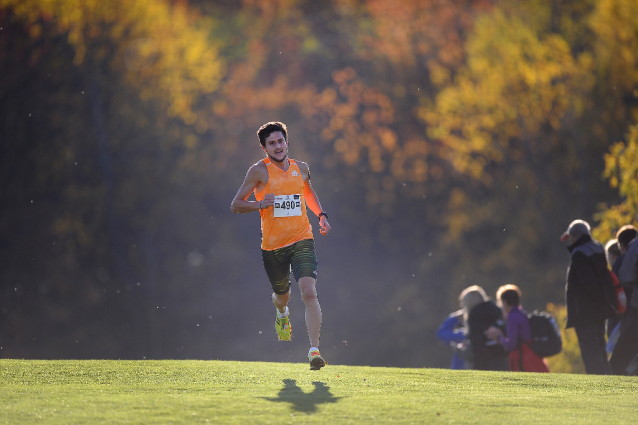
[294,159,309,174]
[250,159,269,172]
[246,160,269,181]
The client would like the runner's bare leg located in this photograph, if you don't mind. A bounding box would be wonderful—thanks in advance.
[272,291,290,314]
[298,276,321,348]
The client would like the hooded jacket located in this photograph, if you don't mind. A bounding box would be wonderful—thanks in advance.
[565,235,616,328]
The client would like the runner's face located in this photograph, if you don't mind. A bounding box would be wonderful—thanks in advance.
[262,131,288,163]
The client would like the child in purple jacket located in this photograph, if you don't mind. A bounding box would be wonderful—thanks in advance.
[485,285,549,372]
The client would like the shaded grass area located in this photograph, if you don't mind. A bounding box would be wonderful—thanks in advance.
[1,360,637,424]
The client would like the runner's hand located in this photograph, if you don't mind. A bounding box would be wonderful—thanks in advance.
[259,193,275,209]
[319,216,331,236]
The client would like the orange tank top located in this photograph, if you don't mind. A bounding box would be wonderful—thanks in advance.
[254,158,314,250]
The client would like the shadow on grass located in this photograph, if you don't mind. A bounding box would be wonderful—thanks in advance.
[262,379,342,413]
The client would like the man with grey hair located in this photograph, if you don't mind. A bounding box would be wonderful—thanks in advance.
[561,219,615,374]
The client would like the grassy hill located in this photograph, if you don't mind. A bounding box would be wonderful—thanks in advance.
[1,360,636,424]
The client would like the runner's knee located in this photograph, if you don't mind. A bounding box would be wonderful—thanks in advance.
[273,290,290,305]
[298,279,317,301]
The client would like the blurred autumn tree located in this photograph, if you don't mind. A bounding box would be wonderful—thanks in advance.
[1,0,637,370]
[590,0,638,241]
[421,0,605,309]
[0,0,229,359]
[593,125,638,242]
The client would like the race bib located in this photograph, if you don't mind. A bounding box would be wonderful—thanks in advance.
[273,194,302,217]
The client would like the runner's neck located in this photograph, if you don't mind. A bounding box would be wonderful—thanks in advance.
[269,156,290,172]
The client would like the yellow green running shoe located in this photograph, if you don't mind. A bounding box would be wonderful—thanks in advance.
[308,348,326,370]
[274,312,292,341]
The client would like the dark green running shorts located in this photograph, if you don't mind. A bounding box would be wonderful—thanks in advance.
[262,239,318,295]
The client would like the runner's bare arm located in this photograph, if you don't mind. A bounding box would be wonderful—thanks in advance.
[230,163,274,213]
[300,163,331,236]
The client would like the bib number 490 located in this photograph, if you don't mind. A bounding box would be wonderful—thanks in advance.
[273,194,302,217]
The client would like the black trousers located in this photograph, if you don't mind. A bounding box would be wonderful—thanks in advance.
[574,321,611,375]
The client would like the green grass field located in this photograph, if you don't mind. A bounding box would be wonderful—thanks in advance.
[1,360,636,424]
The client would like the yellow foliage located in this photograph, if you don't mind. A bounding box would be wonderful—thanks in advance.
[423,5,595,179]
[590,0,638,94]
[593,124,638,242]
[2,0,225,125]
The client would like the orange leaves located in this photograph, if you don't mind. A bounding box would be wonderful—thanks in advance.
[332,67,356,85]
[379,128,397,152]
[350,0,492,70]
[309,67,412,174]
[204,1,444,193]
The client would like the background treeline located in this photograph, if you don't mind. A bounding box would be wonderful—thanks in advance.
[1,0,637,370]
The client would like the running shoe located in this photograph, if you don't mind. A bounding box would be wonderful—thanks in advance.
[308,348,326,370]
[274,312,292,341]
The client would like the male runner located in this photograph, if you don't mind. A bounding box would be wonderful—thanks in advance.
[231,121,331,370]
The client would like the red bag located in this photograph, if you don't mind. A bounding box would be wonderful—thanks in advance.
[609,270,627,315]
[510,343,550,373]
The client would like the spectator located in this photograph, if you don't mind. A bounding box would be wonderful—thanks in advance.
[615,225,637,304]
[605,239,623,338]
[560,219,614,375]
[436,309,467,370]
[460,285,508,371]
[605,239,621,271]
[485,285,549,372]
[611,223,638,375]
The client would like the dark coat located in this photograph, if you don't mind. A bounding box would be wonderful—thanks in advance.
[618,238,638,309]
[467,300,508,371]
[613,254,634,307]
[565,235,616,328]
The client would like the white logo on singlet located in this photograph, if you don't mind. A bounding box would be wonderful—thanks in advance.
[292,170,299,176]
